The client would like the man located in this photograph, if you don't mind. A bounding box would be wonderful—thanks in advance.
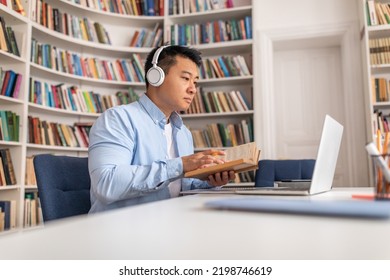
[88,45,235,213]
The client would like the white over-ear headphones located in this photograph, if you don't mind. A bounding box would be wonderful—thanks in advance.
[146,45,169,87]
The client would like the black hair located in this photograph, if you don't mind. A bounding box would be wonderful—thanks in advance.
[144,45,202,87]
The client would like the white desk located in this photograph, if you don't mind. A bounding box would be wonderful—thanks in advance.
[1,187,390,259]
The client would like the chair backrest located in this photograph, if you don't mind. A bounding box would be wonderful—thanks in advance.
[255,159,316,187]
[33,154,91,222]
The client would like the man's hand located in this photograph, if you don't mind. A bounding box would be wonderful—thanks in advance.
[207,170,236,186]
[181,149,226,173]
[181,150,236,186]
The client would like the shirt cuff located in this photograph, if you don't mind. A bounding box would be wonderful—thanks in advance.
[166,157,183,179]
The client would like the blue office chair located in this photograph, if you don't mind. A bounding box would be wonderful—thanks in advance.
[33,154,91,222]
[255,159,316,187]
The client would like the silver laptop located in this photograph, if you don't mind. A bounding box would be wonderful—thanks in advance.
[235,115,343,196]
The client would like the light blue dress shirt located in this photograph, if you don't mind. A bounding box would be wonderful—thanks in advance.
[88,94,210,213]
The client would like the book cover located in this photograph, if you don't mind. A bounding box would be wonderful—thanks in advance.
[129,30,140,47]
[0,149,12,185]
[185,158,259,181]
[4,70,16,97]
[0,16,11,53]
[0,110,9,141]
[5,26,20,57]
[0,70,10,96]
[0,201,11,230]
[6,110,14,141]
[11,73,22,98]
[12,0,26,16]
[0,159,5,185]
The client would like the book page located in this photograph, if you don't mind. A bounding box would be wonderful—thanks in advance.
[224,142,258,163]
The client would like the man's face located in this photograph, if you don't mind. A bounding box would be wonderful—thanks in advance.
[156,56,199,113]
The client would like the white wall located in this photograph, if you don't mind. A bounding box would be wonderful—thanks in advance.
[253,0,359,29]
[252,0,369,186]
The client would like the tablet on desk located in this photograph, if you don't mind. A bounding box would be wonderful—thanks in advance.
[204,198,390,219]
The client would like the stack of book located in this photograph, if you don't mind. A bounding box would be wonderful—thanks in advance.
[30,39,146,82]
[200,55,251,79]
[27,117,93,148]
[0,199,16,231]
[190,120,253,149]
[0,110,20,142]
[184,88,251,114]
[129,23,163,48]
[0,67,23,99]
[0,16,20,57]
[29,77,141,113]
[65,0,164,16]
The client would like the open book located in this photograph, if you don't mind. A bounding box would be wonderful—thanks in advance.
[184,142,261,180]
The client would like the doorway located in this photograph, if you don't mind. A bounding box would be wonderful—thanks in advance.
[255,24,369,187]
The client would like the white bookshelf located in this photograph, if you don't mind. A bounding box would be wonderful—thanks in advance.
[359,0,390,143]
[167,0,254,185]
[0,0,254,232]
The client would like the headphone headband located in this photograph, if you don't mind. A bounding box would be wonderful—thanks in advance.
[152,45,169,65]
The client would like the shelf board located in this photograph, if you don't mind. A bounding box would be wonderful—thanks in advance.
[199,75,253,86]
[0,5,29,24]
[181,110,254,118]
[26,143,88,152]
[0,184,21,191]
[28,103,100,117]
[168,5,252,23]
[0,49,26,63]
[32,23,155,55]
[59,0,164,22]
[0,140,22,147]
[30,63,146,87]
[373,102,390,107]
[0,95,24,105]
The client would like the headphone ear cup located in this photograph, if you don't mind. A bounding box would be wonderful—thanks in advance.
[147,66,165,87]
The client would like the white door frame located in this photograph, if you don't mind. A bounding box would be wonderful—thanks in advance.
[254,22,368,186]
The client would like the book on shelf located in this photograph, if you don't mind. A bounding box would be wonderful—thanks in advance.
[12,0,26,16]
[0,70,21,98]
[25,156,37,185]
[0,0,12,7]
[0,110,19,141]
[190,120,251,149]
[0,156,6,185]
[184,142,261,180]
[5,25,20,56]
[0,200,16,230]
[372,77,390,102]
[0,148,16,185]
[24,192,42,227]
[129,30,140,47]
[0,17,9,52]
[0,210,3,231]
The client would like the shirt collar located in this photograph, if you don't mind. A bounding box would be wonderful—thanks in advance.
[138,94,183,129]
